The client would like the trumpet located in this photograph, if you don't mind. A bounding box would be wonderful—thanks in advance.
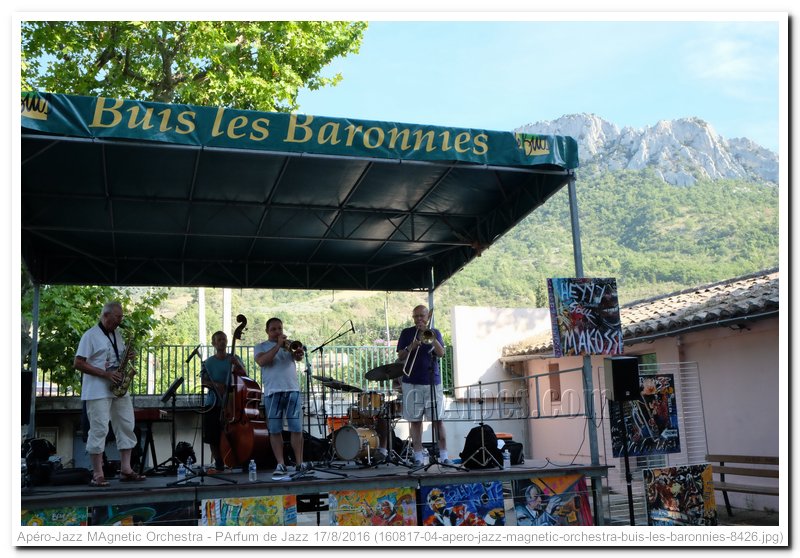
[283,339,305,361]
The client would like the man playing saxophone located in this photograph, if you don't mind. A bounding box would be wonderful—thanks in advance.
[74,301,145,487]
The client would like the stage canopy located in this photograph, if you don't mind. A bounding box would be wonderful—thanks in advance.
[21,92,579,291]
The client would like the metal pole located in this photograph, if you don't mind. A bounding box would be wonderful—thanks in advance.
[567,173,604,524]
[27,283,40,440]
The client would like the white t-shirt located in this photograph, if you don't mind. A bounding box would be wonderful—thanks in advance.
[76,324,128,400]
[254,340,300,395]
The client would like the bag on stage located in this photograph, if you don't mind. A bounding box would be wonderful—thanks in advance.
[459,424,504,470]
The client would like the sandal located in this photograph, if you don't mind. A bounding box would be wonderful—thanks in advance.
[90,476,110,487]
[119,471,146,482]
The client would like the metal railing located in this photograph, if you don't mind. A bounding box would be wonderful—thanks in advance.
[34,345,454,398]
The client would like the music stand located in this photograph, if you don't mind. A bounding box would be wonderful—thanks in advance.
[461,382,502,469]
[150,377,184,475]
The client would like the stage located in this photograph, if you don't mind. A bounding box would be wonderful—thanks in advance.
[21,459,610,526]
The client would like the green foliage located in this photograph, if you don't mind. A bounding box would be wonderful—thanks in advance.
[21,282,169,393]
[21,20,367,111]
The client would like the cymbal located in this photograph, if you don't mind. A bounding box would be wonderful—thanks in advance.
[365,362,404,382]
[312,375,362,393]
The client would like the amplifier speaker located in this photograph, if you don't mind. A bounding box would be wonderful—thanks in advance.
[604,357,640,401]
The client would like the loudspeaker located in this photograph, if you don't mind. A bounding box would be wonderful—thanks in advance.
[604,357,640,401]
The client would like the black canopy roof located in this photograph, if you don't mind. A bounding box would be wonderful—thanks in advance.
[21,92,579,291]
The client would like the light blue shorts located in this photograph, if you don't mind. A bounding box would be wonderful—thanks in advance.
[265,391,303,433]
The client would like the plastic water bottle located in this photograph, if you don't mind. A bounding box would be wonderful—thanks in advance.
[248,459,258,482]
[177,462,186,481]
[503,449,511,470]
[185,456,194,472]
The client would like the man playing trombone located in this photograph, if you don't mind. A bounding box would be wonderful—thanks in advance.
[396,305,451,466]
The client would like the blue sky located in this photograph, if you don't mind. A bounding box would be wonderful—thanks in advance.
[297,18,782,152]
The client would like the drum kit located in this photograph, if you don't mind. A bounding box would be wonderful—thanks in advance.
[312,361,408,465]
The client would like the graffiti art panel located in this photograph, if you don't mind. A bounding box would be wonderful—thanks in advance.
[329,486,417,526]
[643,464,718,526]
[511,474,593,526]
[610,374,681,457]
[419,482,505,526]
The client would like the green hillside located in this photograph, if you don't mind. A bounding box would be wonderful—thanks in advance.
[156,166,779,346]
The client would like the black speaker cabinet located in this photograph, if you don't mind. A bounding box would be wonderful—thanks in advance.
[604,357,640,401]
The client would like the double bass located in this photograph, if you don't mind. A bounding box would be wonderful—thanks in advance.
[218,314,271,468]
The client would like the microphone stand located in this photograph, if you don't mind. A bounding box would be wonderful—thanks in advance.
[410,337,464,474]
[293,325,353,480]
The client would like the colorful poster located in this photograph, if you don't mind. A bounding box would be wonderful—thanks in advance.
[547,277,623,357]
[91,501,196,526]
[329,487,416,526]
[511,474,593,526]
[419,482,505,526]
[21,507,88,526]
[200,495,297,526]
[610,374,681,457]
[643,464,718,526]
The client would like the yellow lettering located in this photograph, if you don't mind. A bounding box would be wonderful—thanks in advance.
[473,133,489,156]
[226,115,248,139]
[363,127,384,149]
[211,107,226,137]
[285,114,314,143]
[90,97,124,128]
[156,109,174,133]
[345,124,363,147]
[413,130,437,153]
[454,132,471,153]
[317,122,341,145]
[125,106,155,130]
[438,130,452,152]
[176,111,196,134]
[249,117,270,141]
[387,128,413,150]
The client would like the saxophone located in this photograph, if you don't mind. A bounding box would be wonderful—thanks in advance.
[111,332,137,397]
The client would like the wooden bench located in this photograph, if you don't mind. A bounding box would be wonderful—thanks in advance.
[706,454,779,516]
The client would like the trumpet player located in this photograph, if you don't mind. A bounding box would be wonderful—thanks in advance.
[396,305,450,466]
[254,317,312,480]
[74,301,145,487]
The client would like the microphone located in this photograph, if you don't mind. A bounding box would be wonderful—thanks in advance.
[185,344,202,364]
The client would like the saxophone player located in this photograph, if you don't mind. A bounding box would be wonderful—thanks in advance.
[74,301,145,487]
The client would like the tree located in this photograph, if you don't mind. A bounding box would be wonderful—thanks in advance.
[21,20,367,111]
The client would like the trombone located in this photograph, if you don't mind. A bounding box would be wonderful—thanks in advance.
[402,311,436,376]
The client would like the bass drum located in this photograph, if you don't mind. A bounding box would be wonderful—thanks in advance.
[333,426,379,461]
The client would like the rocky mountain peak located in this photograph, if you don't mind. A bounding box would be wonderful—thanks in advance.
[516,114,778,186]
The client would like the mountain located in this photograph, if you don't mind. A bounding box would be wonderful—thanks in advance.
[515,114,778,186]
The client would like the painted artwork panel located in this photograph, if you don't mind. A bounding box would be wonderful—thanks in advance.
[547,277,623,357]
[611,374,681,457]
[511,474,593,526]
[643,464,718,526]
[329,487,416,526]
[21,507,88,526]
[200,495,297,526]
[419,482,505,526]
[91,501,196,526]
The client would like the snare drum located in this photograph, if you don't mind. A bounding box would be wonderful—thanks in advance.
[333,426,379,461]
[358,391,384,416]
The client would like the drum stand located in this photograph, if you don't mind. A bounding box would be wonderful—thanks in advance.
[461,381,502,469]
[371,397,413,469]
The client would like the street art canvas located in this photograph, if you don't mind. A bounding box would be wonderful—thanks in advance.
[610,374,681,457]
[643,464,718,526]
[511,474,593,526]
[329,487,417,526]
[547,277,623,357]
[419,482,505,526]
[91,501,196,526]
[200,495,297,526]
[21,507,88,526]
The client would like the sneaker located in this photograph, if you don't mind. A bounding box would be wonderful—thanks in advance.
[272,464,290,480]
[413,457,425,467]
[440,458,455,466]
[295,462,315,476]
